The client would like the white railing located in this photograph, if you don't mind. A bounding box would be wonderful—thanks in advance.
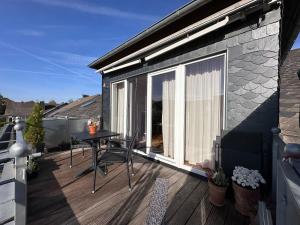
[0,118,40,225]
[272,128,300,225]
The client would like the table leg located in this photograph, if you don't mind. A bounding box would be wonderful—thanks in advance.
[75,142,97,178]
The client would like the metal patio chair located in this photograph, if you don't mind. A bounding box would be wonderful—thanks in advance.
[93,131,138,193]
[69,136,90,168]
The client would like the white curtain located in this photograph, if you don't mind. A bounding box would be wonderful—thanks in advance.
[113,83,124,135]
[185,56,224,169]
[162,72,175,158]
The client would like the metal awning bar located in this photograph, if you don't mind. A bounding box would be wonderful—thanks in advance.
[145,16,230,61]
[98,59,142,74]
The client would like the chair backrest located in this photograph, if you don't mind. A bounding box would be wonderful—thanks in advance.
[126,130,139,160]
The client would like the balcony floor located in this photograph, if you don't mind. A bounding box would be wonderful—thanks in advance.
[27,150,249,225]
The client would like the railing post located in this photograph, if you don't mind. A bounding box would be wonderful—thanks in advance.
[9,118,29,225]
[271,127,281,204]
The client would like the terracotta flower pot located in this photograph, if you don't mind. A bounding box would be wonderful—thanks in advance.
[88,125,97,135]
[232,181,260,216]
[208,180,228,207]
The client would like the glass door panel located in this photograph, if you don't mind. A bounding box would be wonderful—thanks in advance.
[150,71,175,159]
[112,82,125,136]
[184,55,225,169]
[127,75,147,152]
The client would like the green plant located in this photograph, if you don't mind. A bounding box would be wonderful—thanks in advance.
[211,167,229,187]
[24,103,45,148]
[27,157,40,174]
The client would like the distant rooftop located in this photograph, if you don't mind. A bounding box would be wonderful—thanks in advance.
[45,95,101,119]
[4,99,35,117]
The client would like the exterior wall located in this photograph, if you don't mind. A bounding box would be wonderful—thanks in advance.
[101,7,281,176]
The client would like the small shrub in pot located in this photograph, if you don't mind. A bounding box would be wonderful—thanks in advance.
[208,167,228,207]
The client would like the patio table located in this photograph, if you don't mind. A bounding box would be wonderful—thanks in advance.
[71,130,120,179]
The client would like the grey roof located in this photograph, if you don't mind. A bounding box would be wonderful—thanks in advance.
[4,99,35,117]
[279,48,300,143]
[45,95,101,119]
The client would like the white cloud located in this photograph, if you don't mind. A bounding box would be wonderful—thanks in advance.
[15,29,45,37]
[0,68,98,83]
[49,50,96,66]
[31,0,159,21]
[0,40,98,84]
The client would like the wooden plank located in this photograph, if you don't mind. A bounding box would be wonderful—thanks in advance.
[128,207,148,225]
[64,161,155,225]
[203,204,230,225]
[164,176,201,223]
[166,182,208,225]
[130,173,202,225]
[185,192,213,225]
[28,163,136,224]
[27,151,246,225]
[224,203,249,225]
[76,162,177,225]
[129,170,187,220]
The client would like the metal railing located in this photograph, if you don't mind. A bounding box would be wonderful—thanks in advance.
[0,118,40,225]
[272,128,300,225]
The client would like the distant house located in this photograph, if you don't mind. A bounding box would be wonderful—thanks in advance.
[279,48,300,144]
[88,0,300,178]
[4,99,35,121]
[44,95,101,120]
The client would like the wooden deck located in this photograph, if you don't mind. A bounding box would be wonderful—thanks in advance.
[27,150,249,225]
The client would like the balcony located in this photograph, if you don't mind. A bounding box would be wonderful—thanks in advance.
[27,150,248,225]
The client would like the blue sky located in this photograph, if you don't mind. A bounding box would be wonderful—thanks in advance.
[0,0,189,103]
[0,0,299,103]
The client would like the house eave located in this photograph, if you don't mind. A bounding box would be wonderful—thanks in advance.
[88,0,212,69]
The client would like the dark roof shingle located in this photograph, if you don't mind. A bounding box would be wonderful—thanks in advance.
[45,95,101,119]
[279,48,300,143]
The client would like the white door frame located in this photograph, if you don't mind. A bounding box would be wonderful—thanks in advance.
[146,66,178,165]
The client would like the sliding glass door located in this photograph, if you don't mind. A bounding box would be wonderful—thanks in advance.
[184,55,225,169]
[110,53,226,174]
[127,75,147,151]
[148,70,176,159]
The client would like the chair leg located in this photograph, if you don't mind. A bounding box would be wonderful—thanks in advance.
[82,147,84,157]
[70,148,73,168]
[104,163,108,175]
[126,162,132,191]
[92,164,96,194]
[130,157,134,176]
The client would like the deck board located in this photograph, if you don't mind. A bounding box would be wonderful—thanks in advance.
[27,150,248,225]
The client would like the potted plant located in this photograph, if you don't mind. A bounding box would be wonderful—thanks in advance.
[232,166,266,216]
[208,167,229,207]
[87,119,98,135]
[24,103,45,152]
[27,157,40,179]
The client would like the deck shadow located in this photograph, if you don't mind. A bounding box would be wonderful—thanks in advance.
[27,154,79,225]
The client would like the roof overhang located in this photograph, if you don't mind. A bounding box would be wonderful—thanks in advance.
[88,0,212,69]
[89,0,280,73]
